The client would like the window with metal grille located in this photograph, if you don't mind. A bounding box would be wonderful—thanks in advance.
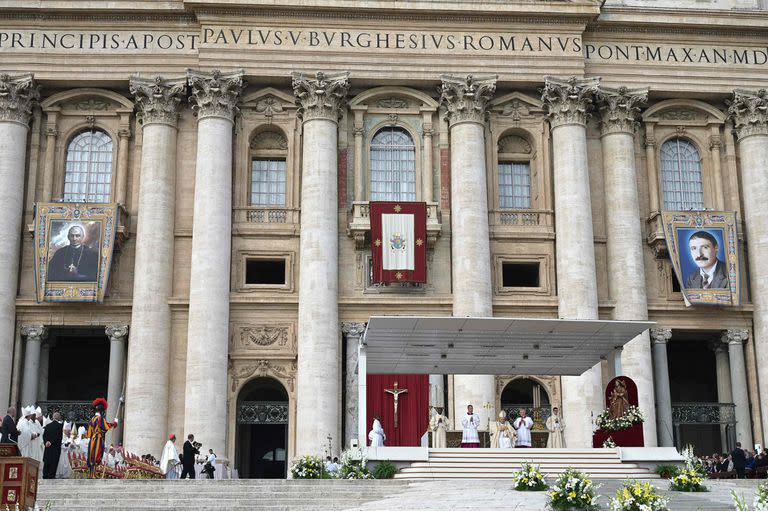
[370,127,416,202]
[660,138,704,210]
[63,130,113,203]
[498,162,531,209]
[250,159,286,206]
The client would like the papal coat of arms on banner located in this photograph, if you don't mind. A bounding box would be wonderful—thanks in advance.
[370,202,427,284]
[33,203,119,303]
[661,211,740,307]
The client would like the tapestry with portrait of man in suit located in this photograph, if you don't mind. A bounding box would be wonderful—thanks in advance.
[662,211,740,307]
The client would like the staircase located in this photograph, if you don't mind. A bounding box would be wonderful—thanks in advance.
[395,448,659,479]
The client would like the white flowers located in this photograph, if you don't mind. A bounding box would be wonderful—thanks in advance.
[595,405,645,432]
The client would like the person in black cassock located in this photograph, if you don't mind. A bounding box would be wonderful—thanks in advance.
[43,412,64,479]
[181,434,199,479]
[1,406,19,444]
[731,441,747,479]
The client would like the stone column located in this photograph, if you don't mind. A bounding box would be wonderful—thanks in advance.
[596,86,658,447]
[650,328,674,446]
[292,71,350,456]
[184,70,243,456]
[439,75,497,431]
[40,117,58,202]
[106,325,128,444]
[342,322,366,448]
[20,326,46,407]
[728,89,768,437]
[422,119,434,203]
[353,112,364,201]
[542,76,602,447]
[723,329,753,448]
[711,340,733,452]
[123,75,187,456]
[0,74,39,410]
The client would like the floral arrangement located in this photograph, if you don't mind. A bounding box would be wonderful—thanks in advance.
[669,467,707,492]
[513,461,548,491]
[594,405,645,432]
[680,444,707,478]
[289,454,324,479]
[731,481,768,511]
[547,468,600,510]
[608,480,668,511]
[338,448,373,480]
[602,437,617,448]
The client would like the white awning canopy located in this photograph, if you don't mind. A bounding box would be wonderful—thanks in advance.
[361,315,654,376]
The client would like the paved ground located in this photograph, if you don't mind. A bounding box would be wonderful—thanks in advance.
[347,479,761,511]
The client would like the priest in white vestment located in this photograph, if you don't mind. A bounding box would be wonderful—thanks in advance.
[368,417,386,447]
[513,408,534,448]
[429,407,448,448]
[16,407,39,459]
[56,422,75,479]
[546,407,566,448]
[32,407,45,464]
[160,435,180,479]
[460,405,481,448]
[490,410,515,449]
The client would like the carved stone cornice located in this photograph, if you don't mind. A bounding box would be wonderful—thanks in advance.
[650,328,672,345]
[341,322,366,339]
[130,75,187,127]
[596,85,648,136]
[230,359,297,393]
[722,329,748,346]
[105,324,129,342]
[541,76,600,129]
[728,89,768,140]
[187,69,244,122]
[291,71,350,123]
[20,325,46,341]
[0,73,40,127]
[439,74,497,127]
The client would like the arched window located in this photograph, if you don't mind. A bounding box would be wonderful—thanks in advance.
[63,130,113,203]
[660,138,704,210]
[250,130,288,207]
[370,127,416,202]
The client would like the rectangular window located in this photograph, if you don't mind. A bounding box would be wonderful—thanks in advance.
[502,262,540,288]
[245,259,286,285]
[250,159,286,206]
[498,162,531,209]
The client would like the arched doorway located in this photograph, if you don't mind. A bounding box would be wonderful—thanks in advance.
[235,377,289,479]
[501,377,552,422]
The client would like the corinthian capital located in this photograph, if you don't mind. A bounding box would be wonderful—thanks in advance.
[0,73,40,126]
[341,322,366,338]
[596,86,648,136]
[439,74,497,127]
[21,325,47,341]
[541,76,600,128]
[722,328,748,345]
[187,69,244,122]
[106,324,129,341]
[728,89,768,140]
[291,71,350,123]
[130,75,187,127]
[649,328,672,345]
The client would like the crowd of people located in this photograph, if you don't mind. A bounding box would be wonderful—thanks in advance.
[698,442,768,479]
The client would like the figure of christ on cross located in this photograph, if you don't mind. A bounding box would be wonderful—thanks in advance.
[384,381,408,428]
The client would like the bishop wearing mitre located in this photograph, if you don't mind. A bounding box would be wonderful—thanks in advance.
[490,410,515,449]
[460,404,481,448]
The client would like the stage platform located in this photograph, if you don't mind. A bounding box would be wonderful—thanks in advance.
[364,447,684,479]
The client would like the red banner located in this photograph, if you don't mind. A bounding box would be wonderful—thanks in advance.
[366,374,429,447]
[370,202,427,283]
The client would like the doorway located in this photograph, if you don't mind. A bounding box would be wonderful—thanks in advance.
[235,377,289,479]
[501,377,552,422]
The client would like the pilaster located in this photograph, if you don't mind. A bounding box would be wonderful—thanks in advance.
[342,322,366,448]
[650,328,673,447]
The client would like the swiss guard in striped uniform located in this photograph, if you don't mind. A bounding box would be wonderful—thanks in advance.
[86,398,118,477]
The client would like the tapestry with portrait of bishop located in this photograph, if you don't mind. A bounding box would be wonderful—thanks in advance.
[33,203,119,302]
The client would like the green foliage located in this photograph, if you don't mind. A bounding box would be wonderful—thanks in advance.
[669,468,708,492]
[654,464,680,479]
[289,455,324,479]
[609,480,668,511]
[372,460,398,479]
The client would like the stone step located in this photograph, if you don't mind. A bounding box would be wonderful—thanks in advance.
[402,463,649,472]
[394,473,658,480]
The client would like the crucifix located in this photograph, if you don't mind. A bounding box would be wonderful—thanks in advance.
[384,381,408,428]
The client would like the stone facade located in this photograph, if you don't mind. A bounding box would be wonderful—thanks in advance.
[1,0,767,466]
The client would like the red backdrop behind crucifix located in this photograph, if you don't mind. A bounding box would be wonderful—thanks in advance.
[366,374,429,446]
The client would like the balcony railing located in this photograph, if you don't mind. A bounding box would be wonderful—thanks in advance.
[489,209,554,239]
[671,402,736,425]
[38,400,93,424]
[502,403,552,423]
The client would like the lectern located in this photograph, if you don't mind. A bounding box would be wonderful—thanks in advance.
[0,444,39,510]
